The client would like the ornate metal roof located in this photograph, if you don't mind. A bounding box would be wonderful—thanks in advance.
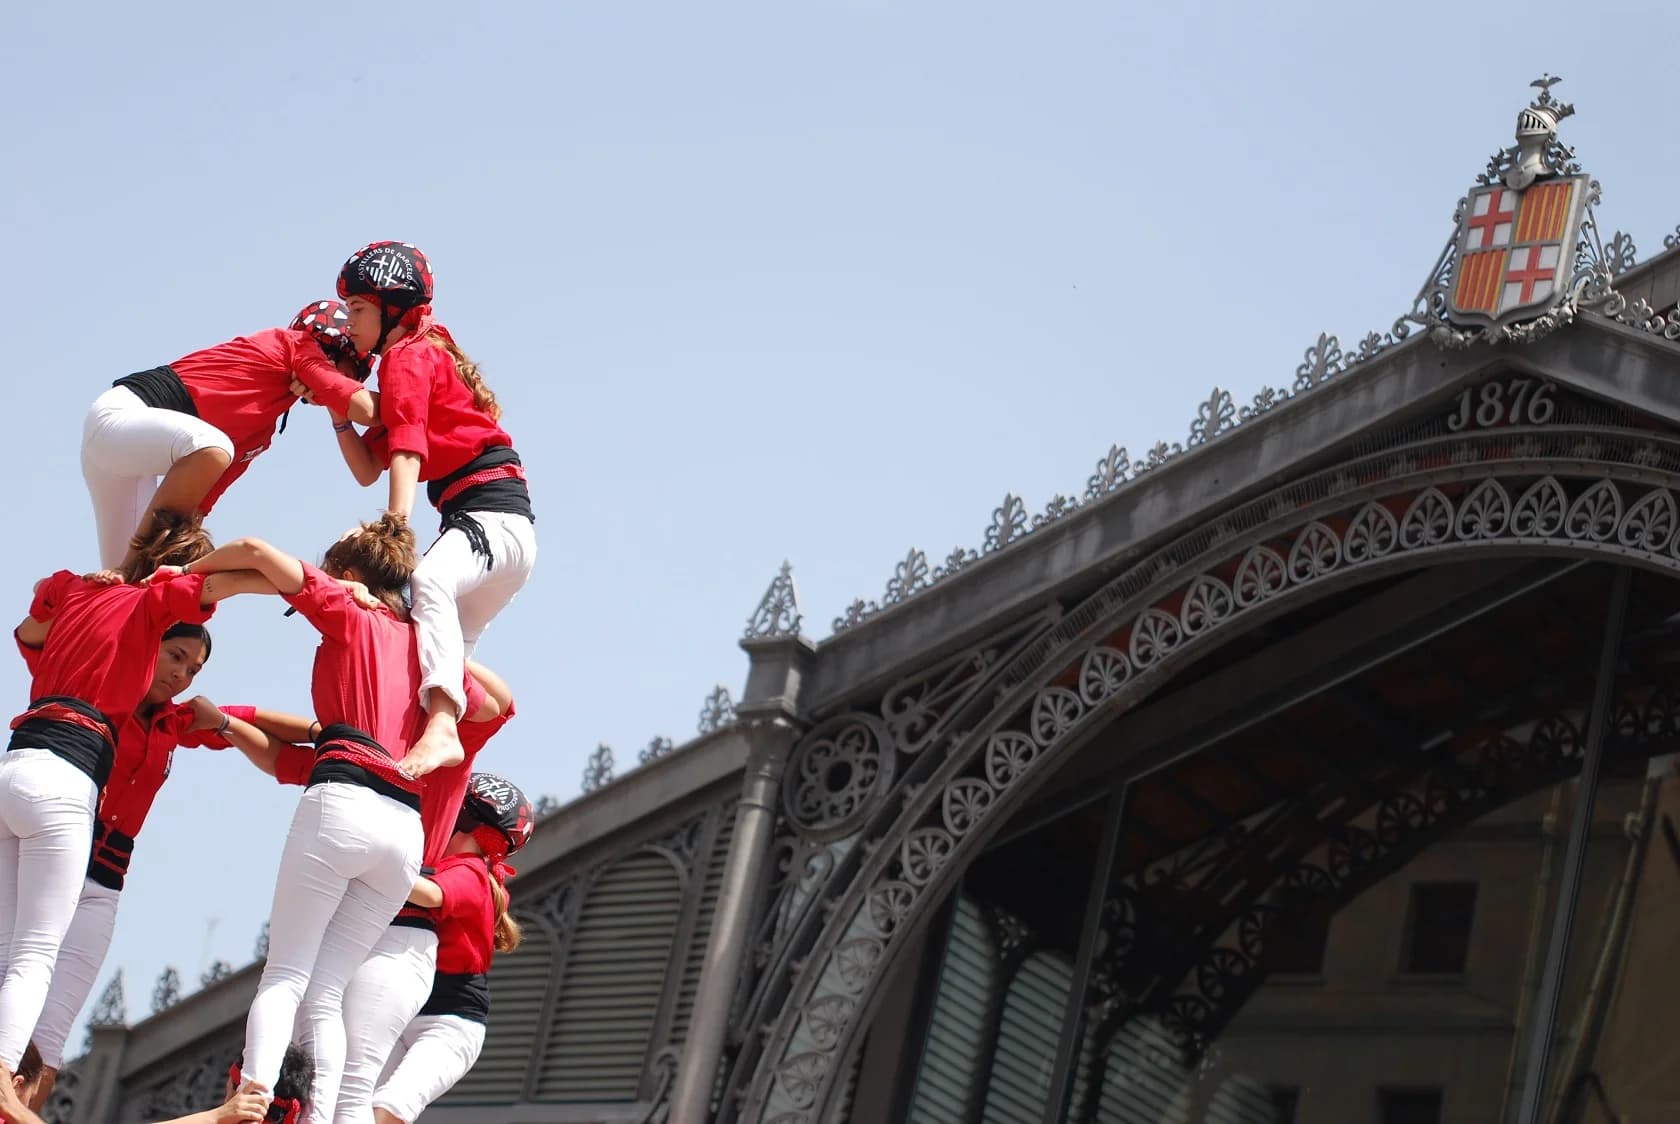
[830,75,1680,636]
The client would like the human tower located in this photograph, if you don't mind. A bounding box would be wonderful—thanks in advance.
[0,241,537,1124]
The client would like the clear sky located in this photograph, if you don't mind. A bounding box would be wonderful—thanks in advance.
[2,0,1677,1054]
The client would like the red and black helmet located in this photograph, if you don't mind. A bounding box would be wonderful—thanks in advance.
[289,299,357,362]
[336,240,434,311]
[459,772,534,860]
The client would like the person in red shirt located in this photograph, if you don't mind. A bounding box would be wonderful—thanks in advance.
[80,300,379,571]
[372,773,534,1124]
[323,242,536,784]
[332,665,515,1123]
[19,622,260,1104]
[0,514,246,1085]
[171,517,428,1119]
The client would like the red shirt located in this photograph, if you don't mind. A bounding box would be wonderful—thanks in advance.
[363,316,515,482]
[282,563,422,795]
[97,702,246,852]
[171,328,366,513]
[433,854,497,974]
[19,572,213,724]
[417,686,508,865]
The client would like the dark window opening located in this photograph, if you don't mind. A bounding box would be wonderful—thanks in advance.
[1401,882,1478,974]
[1268,1085,1300,1123]
[1263,892,1330,975]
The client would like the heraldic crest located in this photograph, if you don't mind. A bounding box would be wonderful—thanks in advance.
[1411,75,1622,349]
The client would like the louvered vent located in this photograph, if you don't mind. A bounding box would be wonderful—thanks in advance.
[978,950,1072,1124]
[907,896,999,1123]
[670,802,735,1048]
[1096,1016,1193,1123]
[536,851,684,1100]
[437,916,558,1104]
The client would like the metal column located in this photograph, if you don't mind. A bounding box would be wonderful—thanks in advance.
[1513,564,1632,1124]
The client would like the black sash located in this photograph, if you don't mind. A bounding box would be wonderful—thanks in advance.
[112,366,196,416]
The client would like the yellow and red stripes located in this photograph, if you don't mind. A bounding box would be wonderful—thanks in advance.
[1454,249,1506,314]
[1513,181,1573,244]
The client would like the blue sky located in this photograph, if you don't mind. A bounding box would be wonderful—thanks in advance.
[2,0,1677,1052]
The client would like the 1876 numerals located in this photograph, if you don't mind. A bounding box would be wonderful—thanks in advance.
[1446,377,1557,432]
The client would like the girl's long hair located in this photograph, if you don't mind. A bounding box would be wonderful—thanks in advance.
[321,513,417,617]
[489,866,522,953]
[123,511,213,584]
[427,331,501,421]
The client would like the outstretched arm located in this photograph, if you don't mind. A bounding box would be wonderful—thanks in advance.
[185,539,305,596]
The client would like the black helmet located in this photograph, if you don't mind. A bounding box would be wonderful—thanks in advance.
[459,772,533,859]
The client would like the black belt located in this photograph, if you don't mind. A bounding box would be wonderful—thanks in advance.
[8,696,117,788]
[420,971,490,1024]
[307,759,421,813]
[88,821,136,891]
[112,365,196,416]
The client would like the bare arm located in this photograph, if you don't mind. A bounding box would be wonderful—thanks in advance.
[187,539,305,596]
[407,876,443,909]
[329,412,383,487]
[199,569,280,605]
[387,451,422,520]
[342,389,378,427]
[14,617,48,648]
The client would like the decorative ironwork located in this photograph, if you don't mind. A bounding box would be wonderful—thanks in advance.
[535,794,560,816]
[639,735,676,764]
[1187,388,1236,446]
[90,970,125,1027]
[254,921,269,960]
[151,965,181,1013]
[783,716,895,843]
[1605,231,1638,276]
[699,685,737,735]
[639,1045,683,1123]
[581,744,615,793]
[745,561,804,640]
[983,494,1029,554]
[133,1038,242,1119]
[200,959,233,988]
[1666,224,1680,251]
[746,443,1680,1121]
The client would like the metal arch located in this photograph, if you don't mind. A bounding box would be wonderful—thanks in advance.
[738,458,1680,1123]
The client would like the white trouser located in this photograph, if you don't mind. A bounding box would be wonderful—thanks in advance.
[371,1014,487,1122]
[412,511,536,717]
[80,384,234,568]
[243,784,422,1115]
[31,877,120,1069]
[318,924,437,1124]
[0,749,97,1071]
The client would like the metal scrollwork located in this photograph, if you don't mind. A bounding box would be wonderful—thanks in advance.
[698,685,738,735]
[745,561,804,640]
[151,965,180,1013]
[782,715,895,843]
[1187,388,1236,447]
[200,959,232,988]
[639,736,676,764]
[581,744,615,793]
[749,446,1680,1120]
[90,970,125,1027]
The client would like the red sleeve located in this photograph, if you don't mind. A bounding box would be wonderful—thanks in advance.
[140,572,213,627]
[433,859,493,923]
[281,563,360,642]
[177,704,258,749]
[376,345,433,464]
[274,744,314,786]
[461,700,513,755]
[28,571,77,622]
[286,332,365,417]
[13,632,41,676]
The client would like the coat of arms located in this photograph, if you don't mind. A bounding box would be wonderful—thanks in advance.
[1420,75,1616,348]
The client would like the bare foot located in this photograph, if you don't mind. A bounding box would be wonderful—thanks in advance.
[397,711,464,780]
